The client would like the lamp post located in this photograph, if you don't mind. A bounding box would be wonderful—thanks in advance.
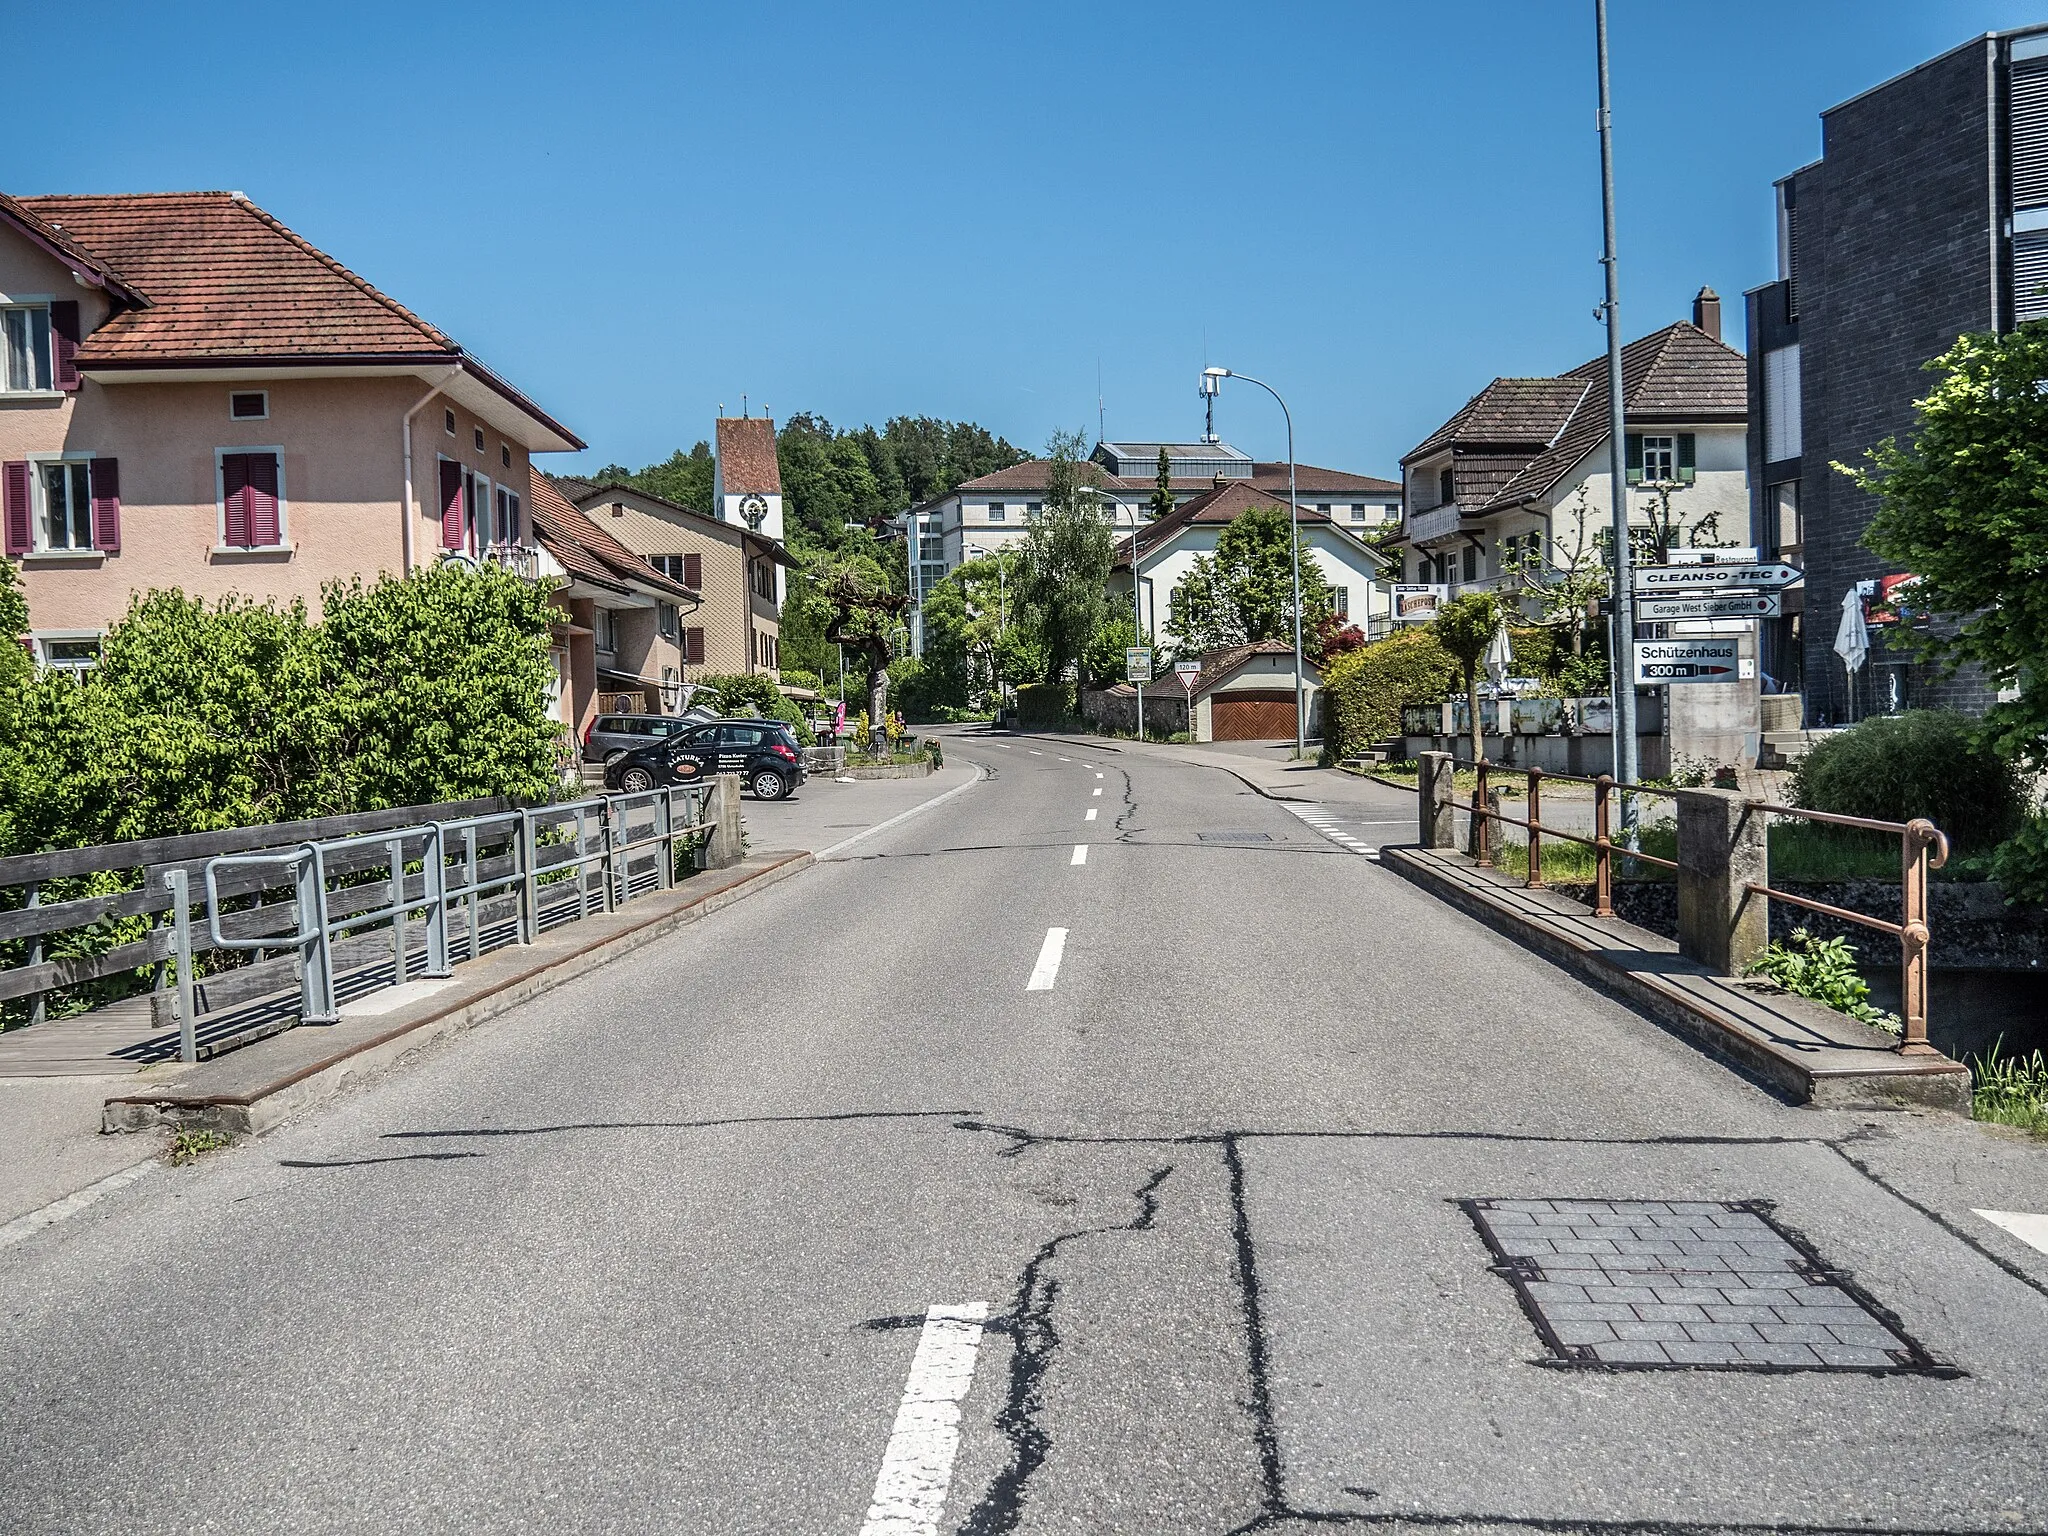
[1595,0,1638,834]
[1090,486,1148,738]
[1202,366,1307,755]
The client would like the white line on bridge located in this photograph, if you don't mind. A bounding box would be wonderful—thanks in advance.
[856,1302,990,1536]
[1976,1209,2048,1256]
[1027,928,1068,990]
[1071,844,1088,865]
[817,765,987,861]
[1085,809,1097,821]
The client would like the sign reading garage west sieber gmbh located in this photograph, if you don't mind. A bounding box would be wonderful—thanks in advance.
[1632,638,1741,684]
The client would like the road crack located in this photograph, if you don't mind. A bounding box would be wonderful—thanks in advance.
[957,1164,1175,1535]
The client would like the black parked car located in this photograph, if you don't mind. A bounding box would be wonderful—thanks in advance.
[604,718,807,801]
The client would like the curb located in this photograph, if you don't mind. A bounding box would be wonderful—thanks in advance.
[1380,845,1971,1114]
[103,851,814,1138]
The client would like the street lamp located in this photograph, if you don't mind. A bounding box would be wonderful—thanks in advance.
[1090,485,1150,738]
[1202,366,1307,755]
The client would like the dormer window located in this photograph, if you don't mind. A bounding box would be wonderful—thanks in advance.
[1,304,53,392]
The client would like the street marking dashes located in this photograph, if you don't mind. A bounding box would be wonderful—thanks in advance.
[1281,802,1376,857]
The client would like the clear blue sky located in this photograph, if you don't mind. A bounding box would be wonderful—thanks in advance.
[12,1,2044,480]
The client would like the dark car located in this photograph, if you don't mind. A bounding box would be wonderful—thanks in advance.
[604,718,807,801]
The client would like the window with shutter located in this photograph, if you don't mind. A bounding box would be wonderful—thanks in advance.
[684,551,701,589]
[1625,433,1644,484]
[439,460,464,549]
[3,461,30,554]
[685,628,705,665]
[1,305,53,392]
[1677,433,1696,485]
[247,453,281,546]
[89,459,120,552]
[49,301,80,391]
[221,454,252,547]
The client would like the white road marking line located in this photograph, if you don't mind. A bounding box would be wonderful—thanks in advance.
[1975,1210,2048,1255]
[1085,809,1097,821]
[1058,757,1071,763]
[1027,928,1068,990]
[1094,772,1104,779]
[0,1158,159,1251]
[1071,844,1088,865]
[1028,750,1043,756]
[817,765,988,861]
[857,1303,990,1536]
[1092,787,1102,797]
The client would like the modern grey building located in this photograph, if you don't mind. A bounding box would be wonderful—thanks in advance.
[1745,22,2048,724]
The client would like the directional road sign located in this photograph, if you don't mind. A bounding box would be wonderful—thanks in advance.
[1633,563,1801,593]
[1636,592,1782,621]
[1632,638,1742,684]
[1126,646,1153,684]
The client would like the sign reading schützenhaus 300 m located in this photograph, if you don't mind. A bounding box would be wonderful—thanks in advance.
[1631,638,1740,683]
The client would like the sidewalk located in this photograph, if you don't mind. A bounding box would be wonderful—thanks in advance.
[0,765,982,1231]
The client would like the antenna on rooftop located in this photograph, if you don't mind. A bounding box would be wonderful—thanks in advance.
[742,393,748,418]
[1097,357,1105,445]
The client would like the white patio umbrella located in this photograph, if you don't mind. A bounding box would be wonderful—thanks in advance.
[1483,620,1514,692]
[1834,586,1869,722]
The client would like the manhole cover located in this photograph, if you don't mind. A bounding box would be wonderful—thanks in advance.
[1197,831,1272,842]
[1459,1198,1958,1375]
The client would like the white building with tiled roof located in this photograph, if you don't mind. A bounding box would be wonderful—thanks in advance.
[1396,289,1751,592]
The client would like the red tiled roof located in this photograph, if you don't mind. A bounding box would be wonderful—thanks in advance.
[529,470,698,603]
[16,191,456,361]
[715,417,781,495]
[0,192,147,304]
[1250,463,1402,496]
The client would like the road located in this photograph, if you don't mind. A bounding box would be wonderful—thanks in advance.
[3,730,2046,1535]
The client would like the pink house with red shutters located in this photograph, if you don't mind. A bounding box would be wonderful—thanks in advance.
[0,189,582,670]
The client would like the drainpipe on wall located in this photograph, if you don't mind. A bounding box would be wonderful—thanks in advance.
[400,366,461,575]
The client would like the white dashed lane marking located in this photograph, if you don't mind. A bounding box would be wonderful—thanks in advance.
[1092,788,1101,797]
[1085,809,1097,821]
[1071,845,1088,865]
[1976,1210,2048,1256]
[1027,928,1068,990]
[1281,801,1382,857]
[1094,772,1104,779]
[857,1303,990,1536]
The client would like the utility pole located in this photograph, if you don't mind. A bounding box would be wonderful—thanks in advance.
[1595,0,1639,829]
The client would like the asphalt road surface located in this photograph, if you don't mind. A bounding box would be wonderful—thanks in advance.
[4,730,2046,1535]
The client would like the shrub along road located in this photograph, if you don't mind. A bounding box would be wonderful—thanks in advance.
[1,731,2045,1534]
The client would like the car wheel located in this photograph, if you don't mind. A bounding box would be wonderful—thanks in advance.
[620,766,656,793]
[749,768,788,801]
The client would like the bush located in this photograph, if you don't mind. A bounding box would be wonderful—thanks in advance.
[1992,815,2048,906]
[1790,710,2023,856]
[1014,681,1076,729]
[1319,629,1458,762]
[693,673,814,746]
[1745,928,1899,1033]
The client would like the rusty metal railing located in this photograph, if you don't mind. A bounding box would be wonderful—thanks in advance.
[1449,759,1678,918]
[1741,802,1949,1056]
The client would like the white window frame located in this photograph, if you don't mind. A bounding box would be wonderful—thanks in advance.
[213,445,290,551]
[228,388,269,422]
[1640,434,1677,483]
[31,629,103,673]
[25,450,97,555]
[987,504,1007,523]
[594,607,617,654]
[658,601,679,640]
[0,295,57,396]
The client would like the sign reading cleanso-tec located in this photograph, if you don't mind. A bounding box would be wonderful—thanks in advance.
[1632,638,1740,684]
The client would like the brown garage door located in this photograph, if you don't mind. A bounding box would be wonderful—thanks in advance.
[1211,689,1298,741]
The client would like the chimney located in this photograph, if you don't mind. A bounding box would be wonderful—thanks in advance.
[1692,285,1722,342]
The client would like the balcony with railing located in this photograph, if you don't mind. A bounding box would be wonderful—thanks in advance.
[484,543,541,578]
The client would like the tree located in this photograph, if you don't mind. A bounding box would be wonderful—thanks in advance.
[1431,590,1505,770]
[817,552,909,730]
[1148,446,1175,523]
[1020,430,1113,685]
[1499,488,1609,661]
[1848,322,2048,772]
[1083,614,1140,690]
[1165,503,1332,654]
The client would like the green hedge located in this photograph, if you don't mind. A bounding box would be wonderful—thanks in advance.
[1319,629,1458,762]
[1014,681,1077,729]
[1791,710,2022,856]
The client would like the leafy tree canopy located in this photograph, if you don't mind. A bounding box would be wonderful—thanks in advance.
[1020,430,1113,685]
[1166,503,1331,655]
[1847,322,2048,771]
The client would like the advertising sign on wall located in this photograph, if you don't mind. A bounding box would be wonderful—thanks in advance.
[1392,584,1448,622]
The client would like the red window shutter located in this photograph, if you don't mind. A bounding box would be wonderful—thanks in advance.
[685,627,705,664]
[49,302,81,392]
[248,454,281,546]
[89,459,120,552]
[220,454,252,547]
[438,460,463,549]
[683,551,701,589]
[3,461,30,554]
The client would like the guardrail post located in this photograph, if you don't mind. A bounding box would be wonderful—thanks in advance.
[164,869,198,1064]
[518,809,539,943]
[657,791,676,890]
[1471,759,1493,865]
[462,824,480,961]
[573,807,591,919]
[299,846,339,1024]
[1899,819,1942,1056]
[599,800,619,911]
[1675,788,1768,976]
[704,774,744,870]
[386,837,408,984]
[24,882,43,1029]
[1417,752,1455,850]
[423,826,451,978]
[1593,776,1615,917]
[1525,768,1545,889]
